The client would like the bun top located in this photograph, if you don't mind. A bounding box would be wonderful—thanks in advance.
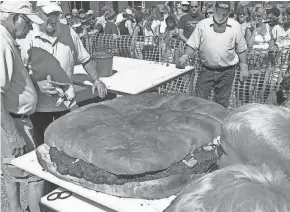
[45,93,227,175]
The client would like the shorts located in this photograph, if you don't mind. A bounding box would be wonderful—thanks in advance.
[1,117,43,183]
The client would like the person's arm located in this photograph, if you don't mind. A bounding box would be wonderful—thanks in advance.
[236,24,249,81]
[70,28,107,98]
[125,20,134,35]
[177,17,188,42]
[265,91,278,105]
[245,27,255,48]
[178,29,188,43]
[131,26,140,49]
[82,59,107,98]
[0,48,26,157]
[176,23,201,68]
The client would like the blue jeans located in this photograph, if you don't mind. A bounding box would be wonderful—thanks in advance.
[196,65,236,108]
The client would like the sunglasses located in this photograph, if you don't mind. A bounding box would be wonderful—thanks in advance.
[239,13,247,16]
[182,4,189,7]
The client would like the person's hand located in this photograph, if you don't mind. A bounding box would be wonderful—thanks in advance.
[176,54,189,69]
[113,34,118,39]
[37,75,58,96]
[217,139,244,169]
[92,79,107,98]
[239,63,249,82]
[10,139,27,158]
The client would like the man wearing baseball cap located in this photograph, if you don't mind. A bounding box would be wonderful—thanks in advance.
[1,2,45,212]
[177,1,204,42]
[18,1,107,144]
[177,1,249,109]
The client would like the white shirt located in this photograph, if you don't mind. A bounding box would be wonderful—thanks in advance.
[187,17,247,67]
[0,25,37,115]
[115,13,125,25]
[18,23,90,112]
[272,25,290,48]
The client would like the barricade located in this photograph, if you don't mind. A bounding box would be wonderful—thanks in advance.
[81,34,290,109]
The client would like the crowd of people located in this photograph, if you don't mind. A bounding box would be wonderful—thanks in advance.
[63,1,290,51]
[0,1,290,212]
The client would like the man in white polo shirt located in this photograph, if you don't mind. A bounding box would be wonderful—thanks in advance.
[0,2,46,212]
[19,1,107,142]
[177,1,249,108]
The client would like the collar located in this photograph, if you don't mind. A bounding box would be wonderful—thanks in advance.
[34,23,61,45]
[209,17,232,28]
[0,25,20,47]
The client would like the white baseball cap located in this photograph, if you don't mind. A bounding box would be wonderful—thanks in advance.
[181,1,190,5]
[86,10,94,15]
[36,1,62,14]
[125,8,133,15]
[0,1,44,24]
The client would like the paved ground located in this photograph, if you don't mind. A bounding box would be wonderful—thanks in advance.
[1,180,28,212]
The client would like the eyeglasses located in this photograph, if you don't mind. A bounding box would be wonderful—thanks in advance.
[239,13,247,16]
[181,4,189,7]
[190,6,199,9]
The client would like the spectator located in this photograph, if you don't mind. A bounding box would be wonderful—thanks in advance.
[266,75,290,107]
[161,16,178,63]
[205,3,214,18]
[142,7,162,60]
[177,1,248,108]
[177,1,204,43]
[86,10,96,33]
[282,6,290,47]
[159,4,170,34]
[97,6,113,29]
[89,6,112,35]
[245,5,271,49]
[165,165,290,212]
[65,13,72,26]
[270,7,287,48]
[174,2,186,21]
[118,8,134,35]
[0,2,46,212]
[131,11,145,59]
[78,12,89,38]
[236,5,251,36]
[217,104,290,177]
[71,8,81,32]
[104,11,119,37]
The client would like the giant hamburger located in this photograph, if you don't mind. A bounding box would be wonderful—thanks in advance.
[36,93,227,199]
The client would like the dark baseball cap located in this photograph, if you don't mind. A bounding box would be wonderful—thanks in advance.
[215,1,231,10]
[271,7,280,17]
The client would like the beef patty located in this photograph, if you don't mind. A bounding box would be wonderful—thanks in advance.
[50,146,218,185]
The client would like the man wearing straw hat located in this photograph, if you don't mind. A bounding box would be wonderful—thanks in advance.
[18,1,107,143]
[0,2,46,212]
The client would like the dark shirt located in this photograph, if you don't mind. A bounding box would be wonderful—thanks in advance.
[104,22,119,35]
[119,19,130,35]
[134,24,144,36]
[276,90,287,105]
[177,13,204,39]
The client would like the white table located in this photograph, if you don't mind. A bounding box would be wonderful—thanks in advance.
[11,151,176,212]
[73,56,194,95]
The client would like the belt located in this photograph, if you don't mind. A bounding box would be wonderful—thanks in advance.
[202,64,236,72]
[9,112,30,119]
